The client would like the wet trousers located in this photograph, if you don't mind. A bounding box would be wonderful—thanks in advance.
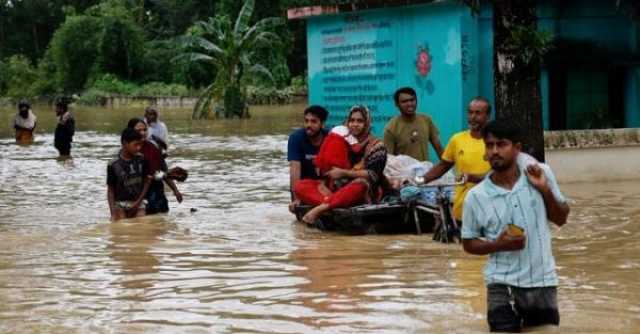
[294,179,367,209]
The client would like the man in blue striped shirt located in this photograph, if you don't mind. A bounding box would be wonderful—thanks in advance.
[462,120,570,332]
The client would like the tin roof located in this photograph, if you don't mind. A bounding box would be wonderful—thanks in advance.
[287,0,449,20]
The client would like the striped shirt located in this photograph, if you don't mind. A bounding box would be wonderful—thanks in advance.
[461,163,566,288]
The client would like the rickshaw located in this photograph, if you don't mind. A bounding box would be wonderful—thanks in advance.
[293,178,462,243]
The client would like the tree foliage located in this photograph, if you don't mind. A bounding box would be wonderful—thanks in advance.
[2,55,39,98]
[177,0,285,119]
[0,0,308,103]
[46,1,146,93]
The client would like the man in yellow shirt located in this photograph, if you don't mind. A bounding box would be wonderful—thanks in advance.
[384,87,443,162]
[422,96,492,223]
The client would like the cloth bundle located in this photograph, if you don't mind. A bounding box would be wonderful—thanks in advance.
[313,125,362,175]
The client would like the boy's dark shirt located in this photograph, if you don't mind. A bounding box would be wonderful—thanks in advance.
[107,153,148,202]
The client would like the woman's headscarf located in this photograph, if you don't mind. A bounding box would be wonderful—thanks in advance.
[344,104,372,141]
[15,110,36,129]
[344,104,388,193]
[15,101,36,129]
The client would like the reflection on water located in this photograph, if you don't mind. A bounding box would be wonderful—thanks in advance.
[1,105,639,333]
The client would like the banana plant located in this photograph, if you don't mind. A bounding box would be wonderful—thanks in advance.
[175,0,284,119]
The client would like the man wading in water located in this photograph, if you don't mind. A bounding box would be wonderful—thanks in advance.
[461,120,570,332]
[54,98,75,158]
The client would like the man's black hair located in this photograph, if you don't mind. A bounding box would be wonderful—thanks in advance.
[121,127,143,144]
[304,105,328,122]
[18,100,30,109]
[482,119,522,144]
[55,96,71,111]
[127,117,145,129]
[145,106,158,114]
[393,87,417,104]
[471,96,492,114]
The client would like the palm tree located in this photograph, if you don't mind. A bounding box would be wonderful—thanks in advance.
[176,0,284,119]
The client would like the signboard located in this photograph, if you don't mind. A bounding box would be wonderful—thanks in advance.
[307,1,479,153]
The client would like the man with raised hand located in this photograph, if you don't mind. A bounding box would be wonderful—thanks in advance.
[462,119,570,332]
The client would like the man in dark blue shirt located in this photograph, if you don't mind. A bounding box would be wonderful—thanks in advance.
[287,105,328,212]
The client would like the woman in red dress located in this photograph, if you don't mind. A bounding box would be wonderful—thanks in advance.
[294,105,388,224]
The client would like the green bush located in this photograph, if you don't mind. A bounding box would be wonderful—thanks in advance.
[97,16,145,80]
[89,73,137,94]
[137,82,190,96]
[77,75,195,105]
[76,88,110,105]
[30,51,61,96]
[246,86,293,105]
[4,55,39,99]
[48,1,147,93]
[0,60,7,96]
[49,15,103,92]
[141,39,210,86]
[290,75,307,95]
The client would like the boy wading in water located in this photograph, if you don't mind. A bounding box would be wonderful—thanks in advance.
[107,128,152,221]
[462,120,570,332]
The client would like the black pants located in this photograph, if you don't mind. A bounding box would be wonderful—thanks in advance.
[55,141,71,156]
[146,180,169,214]
[487,284,559,332]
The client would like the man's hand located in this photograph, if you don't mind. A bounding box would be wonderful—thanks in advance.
[174,190,183,203]
[288,200,300,213]
[526,164,549,192]
[463,173,484,184]
[126,200,142,217]
[327,167,347,180]
[495,229,526,252]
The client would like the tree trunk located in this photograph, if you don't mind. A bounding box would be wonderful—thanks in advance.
[0,11,4,57]
[493,0,545,162]
[32,24,40,55]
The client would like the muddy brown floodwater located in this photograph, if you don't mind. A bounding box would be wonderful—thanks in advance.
[0,105,639,333]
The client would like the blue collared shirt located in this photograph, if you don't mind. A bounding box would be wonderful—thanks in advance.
[461,163,567,288]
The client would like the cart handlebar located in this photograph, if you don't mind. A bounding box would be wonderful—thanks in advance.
[415,175,467,188]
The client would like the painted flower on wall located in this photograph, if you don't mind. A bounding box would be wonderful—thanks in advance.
[416,46,432,77]
[415,43,435,96]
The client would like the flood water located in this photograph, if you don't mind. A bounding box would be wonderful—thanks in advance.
[0,104,639,333]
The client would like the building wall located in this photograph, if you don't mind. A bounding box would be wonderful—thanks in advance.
[547,146,640,183]
[305,0,639,144]
[625,67,640,127]
[545,128,640,183]
[476,0,639,130]
[306,1,479,154]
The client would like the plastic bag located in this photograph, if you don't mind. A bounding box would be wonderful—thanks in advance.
[384,154,433,186]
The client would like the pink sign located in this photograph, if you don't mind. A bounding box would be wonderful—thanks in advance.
[287,6,339,20]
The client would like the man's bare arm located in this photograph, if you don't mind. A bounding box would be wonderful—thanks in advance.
[431,137,444,160]
[463,230,526,255]
[539,186,570,227]
[289,161,301,199]
[423,160,453,184]
[526,165,570,227]
[107,185,116,218]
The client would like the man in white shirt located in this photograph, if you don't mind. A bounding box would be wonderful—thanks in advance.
[145,107,169,148]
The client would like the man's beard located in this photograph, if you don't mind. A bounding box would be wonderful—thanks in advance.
[490,158,513,172]
[306,128,320,138]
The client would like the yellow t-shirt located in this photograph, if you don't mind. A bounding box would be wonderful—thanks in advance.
[441,130,491,220]
[383,114,439,162]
